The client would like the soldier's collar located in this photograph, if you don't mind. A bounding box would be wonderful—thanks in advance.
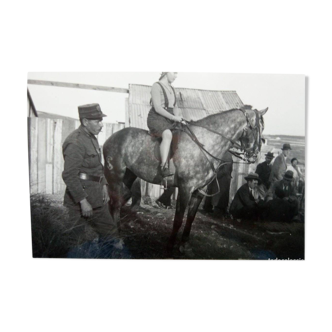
[80,125,97,139]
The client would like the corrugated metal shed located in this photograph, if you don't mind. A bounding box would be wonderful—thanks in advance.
[126,84,244,128]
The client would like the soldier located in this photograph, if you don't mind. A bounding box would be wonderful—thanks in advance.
[62,103,122,248]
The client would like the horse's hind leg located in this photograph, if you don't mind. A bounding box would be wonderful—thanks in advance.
[122,168,138,205]
[105,159,126,229]
[181,190,204,243]
[108,181,123,229]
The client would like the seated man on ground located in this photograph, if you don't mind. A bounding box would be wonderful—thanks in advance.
[229,173,263,221]
[264,170,299,222]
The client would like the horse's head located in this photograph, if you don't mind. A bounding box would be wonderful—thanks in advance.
[237,107,268,163]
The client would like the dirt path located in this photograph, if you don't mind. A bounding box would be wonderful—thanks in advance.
[119,204,304,260]
[33,194,304,259]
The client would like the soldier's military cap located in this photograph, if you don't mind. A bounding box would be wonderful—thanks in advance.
[78,103,107,120]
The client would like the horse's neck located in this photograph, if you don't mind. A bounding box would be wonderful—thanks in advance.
[187,110,246,167]
[195,110,246,146]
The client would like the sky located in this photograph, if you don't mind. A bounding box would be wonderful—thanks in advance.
[28,72,305,136]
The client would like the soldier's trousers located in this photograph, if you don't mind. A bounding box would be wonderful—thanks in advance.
[68,203,118,243]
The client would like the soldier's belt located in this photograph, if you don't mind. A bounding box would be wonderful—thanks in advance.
[79,173,104,183]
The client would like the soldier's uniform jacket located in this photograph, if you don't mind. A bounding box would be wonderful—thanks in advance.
[62,125,108,209]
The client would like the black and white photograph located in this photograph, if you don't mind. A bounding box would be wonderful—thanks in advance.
[28,72,305,259]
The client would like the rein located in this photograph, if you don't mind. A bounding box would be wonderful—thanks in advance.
[176,124,231,197]
[177,108,261,197]
[184,108,260,163]
[186,121,244,150]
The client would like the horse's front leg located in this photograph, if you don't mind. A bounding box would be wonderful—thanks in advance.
[181,190,204,244]
[167,185,191,254]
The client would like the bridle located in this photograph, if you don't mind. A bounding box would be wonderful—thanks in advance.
[178,108,263,197]
[229,108,263,162]
[183,108,262,164]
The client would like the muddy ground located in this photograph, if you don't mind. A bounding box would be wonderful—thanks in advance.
[30,194,304,260]
[117,202,304,260]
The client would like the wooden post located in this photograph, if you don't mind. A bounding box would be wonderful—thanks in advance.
[29,118,38,194]
[37,118,47,193]
[125,98,129,127]
[53,119,63,194]
[46,119,54,194]
[74,120,80,129]
[25,86,30,118]
[105,123,114,139]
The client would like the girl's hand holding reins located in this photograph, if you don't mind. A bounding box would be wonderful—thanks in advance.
[173,115,183,122]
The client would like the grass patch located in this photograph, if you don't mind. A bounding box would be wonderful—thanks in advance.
[30,194,95,258]
[30,194,131,258]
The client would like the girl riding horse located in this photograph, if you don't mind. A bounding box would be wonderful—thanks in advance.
[147,72,183,177]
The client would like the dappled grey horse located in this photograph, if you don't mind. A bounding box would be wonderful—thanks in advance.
[103,107,268,253]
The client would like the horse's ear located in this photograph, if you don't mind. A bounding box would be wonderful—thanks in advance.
[259,107,268,116]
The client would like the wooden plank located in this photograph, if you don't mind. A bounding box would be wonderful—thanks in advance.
[125,98,129,127]
[114,123,120,133]
[150,184,161,199]
[229,161,250,205]
[46,119,54,163]
[140,180,147,198]
[37,118,47,193]
[29,118,38,194]
[53,119,63,194]
[28,80,129,94]
[61,118,76,145]
[127,93,132,127]
[98,126,106,146]
[106,123,114,139]
[45,119,54,194]
[45,164,53,194]
[229,161,239,203]
[145,182,152,197]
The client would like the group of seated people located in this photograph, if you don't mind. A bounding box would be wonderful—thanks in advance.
[229,143,304,222]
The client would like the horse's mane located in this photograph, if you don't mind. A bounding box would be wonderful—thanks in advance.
[192,105,253,124]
